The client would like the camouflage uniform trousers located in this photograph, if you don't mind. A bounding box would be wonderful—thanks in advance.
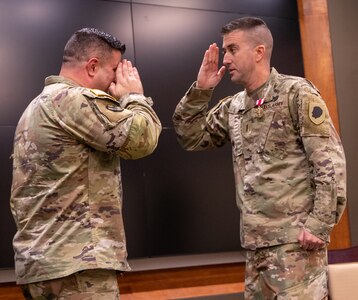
[21,269,120,300]
[244,243,328,300]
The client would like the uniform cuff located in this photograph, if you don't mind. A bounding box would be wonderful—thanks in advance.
[120,93,153,108]
[304,215,333,242]
[184,82,214,105]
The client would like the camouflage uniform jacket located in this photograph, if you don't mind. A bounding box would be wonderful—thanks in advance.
[173,68,346,250]
[10,76,161,284]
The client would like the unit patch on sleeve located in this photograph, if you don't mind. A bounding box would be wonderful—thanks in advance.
[300,94,330,137]
[308,102,325,125]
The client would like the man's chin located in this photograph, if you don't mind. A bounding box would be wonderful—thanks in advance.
[229,75,240,84]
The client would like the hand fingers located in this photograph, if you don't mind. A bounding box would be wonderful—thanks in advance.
[202,49,210,66]
[126,60,134,76]
[133,67,140,80]
[202,43,218,66]
[207,44,214,62]
[298,229,325,250]
[208,43,219,64]
[298,229,311,249]
[121,59,129,77]
[117,59,139,81]
[306,242,324,250]
[115,61,123,78]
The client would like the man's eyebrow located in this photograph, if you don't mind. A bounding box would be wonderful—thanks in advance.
[222,43,237,52]
[223,43,237,49]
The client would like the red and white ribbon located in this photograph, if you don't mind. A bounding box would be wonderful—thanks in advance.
[256,98,265,106]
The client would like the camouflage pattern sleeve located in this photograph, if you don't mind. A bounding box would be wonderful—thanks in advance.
[54,88,161,160]
[116,93,162,159]
[172,82,231,150]
[294,83,347,242]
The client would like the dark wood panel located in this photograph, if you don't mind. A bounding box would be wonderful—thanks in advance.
[0,263,245,300]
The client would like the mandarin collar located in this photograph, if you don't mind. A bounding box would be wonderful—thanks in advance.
[44,75,81,88]
[243,68,279,111]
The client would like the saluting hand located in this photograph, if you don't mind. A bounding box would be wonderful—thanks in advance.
[196,43,226,89]
[109,59,144,99]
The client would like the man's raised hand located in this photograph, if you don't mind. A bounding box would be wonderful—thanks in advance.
[109,59,144,99]
[196,43,226,89]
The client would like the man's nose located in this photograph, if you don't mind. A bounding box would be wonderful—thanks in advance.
[223,53,231,65]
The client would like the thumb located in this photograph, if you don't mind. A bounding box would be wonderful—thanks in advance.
[108,82,116,97]
[298,228,304,243]
[217,66,226,79]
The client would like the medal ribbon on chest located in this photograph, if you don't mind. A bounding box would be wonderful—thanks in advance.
[255,98,265,119]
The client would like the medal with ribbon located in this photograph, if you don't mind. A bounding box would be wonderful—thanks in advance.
[255,98,265,119]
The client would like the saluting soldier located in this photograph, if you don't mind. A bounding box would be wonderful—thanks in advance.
[173,17,346,300]
[10,28,161,299]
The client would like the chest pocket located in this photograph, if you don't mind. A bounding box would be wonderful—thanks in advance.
[261,110,289,160]
[229,98,289,160]
[240,109,288,160]
[240,110,272,157]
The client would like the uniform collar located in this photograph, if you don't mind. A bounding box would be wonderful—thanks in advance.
[45,75,81,87]
[243,68,279,111]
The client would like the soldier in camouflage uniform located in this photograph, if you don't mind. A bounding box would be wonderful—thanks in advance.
[173,17,346,299]
[10,28,161,299]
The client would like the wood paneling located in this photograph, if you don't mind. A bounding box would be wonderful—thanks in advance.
[0,263,245,300]
[297,0,351,249]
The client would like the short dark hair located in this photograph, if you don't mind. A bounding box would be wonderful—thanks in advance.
[221,17,269,35]
[63,28,126,63]
[221,16,273,57]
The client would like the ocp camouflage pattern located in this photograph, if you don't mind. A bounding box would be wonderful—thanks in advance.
[245,243,328,299]
[173,68,346,250]
[21,269,119,299]
[10,76,161,284]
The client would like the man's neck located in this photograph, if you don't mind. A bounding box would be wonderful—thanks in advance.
[245,67,271,94]
[59,65,87,88]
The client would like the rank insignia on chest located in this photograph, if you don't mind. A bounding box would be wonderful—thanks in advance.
[255,98,265,119]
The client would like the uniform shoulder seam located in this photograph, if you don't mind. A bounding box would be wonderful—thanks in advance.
[81,88,119,103]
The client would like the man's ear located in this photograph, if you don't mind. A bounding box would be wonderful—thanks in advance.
[86,57,99,77]
[255,45,265,62]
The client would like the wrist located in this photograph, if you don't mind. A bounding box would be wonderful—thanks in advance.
[195,81,214,90]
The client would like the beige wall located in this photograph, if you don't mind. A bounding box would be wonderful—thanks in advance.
[328,0,358,246]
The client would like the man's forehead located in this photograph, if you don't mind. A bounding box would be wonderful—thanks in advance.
[222,30,248,48]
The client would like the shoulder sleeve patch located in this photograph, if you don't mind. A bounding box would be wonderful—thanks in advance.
[308,101,325,125]
[94,98,132,126]
[300,94,330,137]
[78,90,131,129]
[80,88,133,128]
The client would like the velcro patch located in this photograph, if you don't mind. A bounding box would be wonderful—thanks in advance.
[301,95,330,137]
[95,99,132,124]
